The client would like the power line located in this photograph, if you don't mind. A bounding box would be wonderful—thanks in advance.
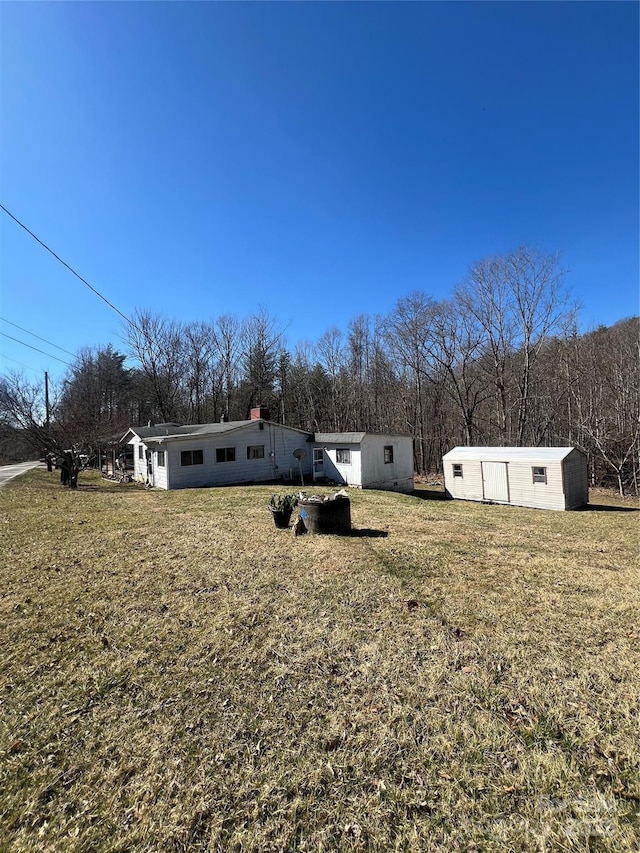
[0,203,138,331]
[0,352,45,375]
[0,316,76,357]
[0,332,73,367]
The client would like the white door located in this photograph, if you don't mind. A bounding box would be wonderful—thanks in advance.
[482,461,509,503]
[313,447,324,482]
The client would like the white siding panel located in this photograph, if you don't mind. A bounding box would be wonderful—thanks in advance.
[506,462,565,511]
[128,438,148,483]
[320,444,362,487]
[444,461,484,501]
[163,422,312,490]
[359,435,414,493]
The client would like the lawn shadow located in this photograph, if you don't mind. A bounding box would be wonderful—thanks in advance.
[348,528,389,538]
[577,503,639,513]
[412,488,448,501]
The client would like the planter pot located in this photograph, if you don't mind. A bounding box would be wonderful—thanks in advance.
[270,508,293,529]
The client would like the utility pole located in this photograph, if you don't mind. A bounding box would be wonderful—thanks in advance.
[44,371,53,471]
[45,371,50,430]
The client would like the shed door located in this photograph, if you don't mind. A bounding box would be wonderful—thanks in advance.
[482,461,509,503]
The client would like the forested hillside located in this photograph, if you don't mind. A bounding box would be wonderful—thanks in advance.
[2,249,638,494]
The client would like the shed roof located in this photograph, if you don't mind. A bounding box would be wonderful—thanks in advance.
[442,446,580,462]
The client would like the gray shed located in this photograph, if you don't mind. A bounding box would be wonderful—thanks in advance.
[442,446,588,511]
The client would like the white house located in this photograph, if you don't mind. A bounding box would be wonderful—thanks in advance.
[122,412,415,493]
[442,446,588,511]
[312,432,414,494]
[122,416,313,490]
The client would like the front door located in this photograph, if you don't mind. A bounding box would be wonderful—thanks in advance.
[313,447,324,482]
[146,449,154,487]
[482,461,509,503]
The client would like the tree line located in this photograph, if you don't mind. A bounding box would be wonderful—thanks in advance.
[1,246,638,494]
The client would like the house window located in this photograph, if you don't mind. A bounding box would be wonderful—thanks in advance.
[532,466,547,484]
[247,445,264,459]
[453,464,463,478]
[216,447,236,463]
[384,445,394,464]
[181,449,204,466]
[336,449,351,464]
[138,445,143,460]
[157,451,165,467]
[313,448,324,466]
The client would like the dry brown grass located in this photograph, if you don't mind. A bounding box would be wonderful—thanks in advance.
[1,469,638,851]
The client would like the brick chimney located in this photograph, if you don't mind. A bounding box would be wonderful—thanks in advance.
[250,406,271,421]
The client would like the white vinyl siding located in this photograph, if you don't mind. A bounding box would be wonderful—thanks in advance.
[318,444,360,487]
[358,434,414,493]
[316,434,413,493]
[161,422,312,490]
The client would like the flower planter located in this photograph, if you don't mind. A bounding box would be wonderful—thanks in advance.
[270,508,293,529]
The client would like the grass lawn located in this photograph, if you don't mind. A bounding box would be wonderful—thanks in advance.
[1,469,638,852]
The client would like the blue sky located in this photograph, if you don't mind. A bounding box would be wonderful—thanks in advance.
[1,1,638,384]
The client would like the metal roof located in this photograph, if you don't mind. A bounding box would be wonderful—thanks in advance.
[123,420,252,443]
[442,446,579,462]
[122,419,314,444]
[314,432,367,444]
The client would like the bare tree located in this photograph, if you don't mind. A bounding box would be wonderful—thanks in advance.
[385,293,437,472]
[427,300,491,445]
[182,321,217,423]
[316,327,348,432]
[0,372,81,487]
[574,319,640,495]
[212,314,242,421]
[125,310,187,423]
[458,247,575,445]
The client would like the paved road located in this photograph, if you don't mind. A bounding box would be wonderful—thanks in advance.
[0,461,42,488]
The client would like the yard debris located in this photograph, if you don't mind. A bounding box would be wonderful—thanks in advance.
[298,489,349,503]
[292,515,307,536]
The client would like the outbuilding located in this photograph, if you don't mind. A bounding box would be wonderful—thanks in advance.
[313,432,414,493]
[442,446,588,511]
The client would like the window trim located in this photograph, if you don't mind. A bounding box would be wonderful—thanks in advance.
[532,465,547,484]
[247,445,265,460]
[138,445,143,460]
[336,448,351,465]
[384,445,394,464]
[452,463,463,478]
[181,449,204,467]
[216,447,236,464]
[157,450,165,467]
